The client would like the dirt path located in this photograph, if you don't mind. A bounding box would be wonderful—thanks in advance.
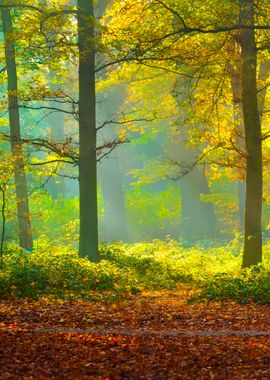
[1,290,270,379]
[27,327,270,336]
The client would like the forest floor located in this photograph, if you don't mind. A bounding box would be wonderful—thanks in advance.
[1,287,270,379]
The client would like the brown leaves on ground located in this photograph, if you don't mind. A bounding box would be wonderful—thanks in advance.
[1,287,270,379]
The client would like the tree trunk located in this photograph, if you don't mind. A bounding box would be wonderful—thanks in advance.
[100,157,128,242]
[180,164,216,242]
[96,82,129,243]
[227,36,246,231]
[38,0,67,199]
[1,8,33,250]
[200,166,216,239]
[238,181,245,231]
[240,0,262,267]
[180,170,201,242]
[258,61,270,123]
[77,0,98,261]
[93,0,129,244]
[46,101,66,199]
[172,77,216,242]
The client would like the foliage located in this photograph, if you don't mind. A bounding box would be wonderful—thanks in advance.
[0,0,270,376]
[30,193,79,244]
[2,288,270,378]
[125,183,181,241]
[196,265,270,304]
[2,239,270,304]
[0,243,133,301]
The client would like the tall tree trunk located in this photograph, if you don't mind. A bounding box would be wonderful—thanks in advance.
[227,36,246,231]
[47,101,66,199]
[94,0,129,243]
[258,61,270,122]
[238,181,245,230]
[38,0,67,199]
[100,157,128,242]
[241,0,262,267]
[77,0,98,261]
[180,169,201,242]
[1,8,33,250]
[200,165,216,239]
[97,83,129,242]
[180,164,216,242]
[172,78,216,242]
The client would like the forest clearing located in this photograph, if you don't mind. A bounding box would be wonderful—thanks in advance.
[0,0,270,378]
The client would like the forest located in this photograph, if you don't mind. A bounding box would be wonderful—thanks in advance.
[0,0,270,378]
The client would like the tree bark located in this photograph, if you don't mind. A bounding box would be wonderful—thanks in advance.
[258,60,270,123]
[100,157,128,242]
[180,170,201,242]
[77,0,99,261]
[97,82,129,243]
[240,0,262,267]
[46,99,66,199]
[172,77,216,242]
[238,181,245,231]
[180,164,216,242]
[1,8,33,250]
[94,0,128,244]
[227,36,246,231]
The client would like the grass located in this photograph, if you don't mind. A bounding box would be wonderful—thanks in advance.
[1,237,270,303]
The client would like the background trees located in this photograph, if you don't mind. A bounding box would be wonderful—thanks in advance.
[0,0,269,268]
[102,0,270,266]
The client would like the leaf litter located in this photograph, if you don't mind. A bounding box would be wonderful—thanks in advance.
[1,287,270,379]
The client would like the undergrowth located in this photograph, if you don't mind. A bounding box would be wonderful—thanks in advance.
[1,238,270,303]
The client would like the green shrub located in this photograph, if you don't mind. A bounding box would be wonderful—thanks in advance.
[1,238,270,303]
[0,244,135,300]
[196,266,270,304]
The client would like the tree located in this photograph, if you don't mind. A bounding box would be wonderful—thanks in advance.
[77,0,98,261]
[172,76,216,242]
[98,87,129,242]
[240,0,263,267]
[96,1,129,243]
[226,35,246,230]
[1,7,33,250]
[103,0,270,266]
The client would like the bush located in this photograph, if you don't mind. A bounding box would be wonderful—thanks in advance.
[100,241,193,289]
[196,266,270,304]
[1,238,270,304]
[0,244,135,300]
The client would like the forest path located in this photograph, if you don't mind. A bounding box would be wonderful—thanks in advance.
[1,289,270,379]
[26,327,270,336]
